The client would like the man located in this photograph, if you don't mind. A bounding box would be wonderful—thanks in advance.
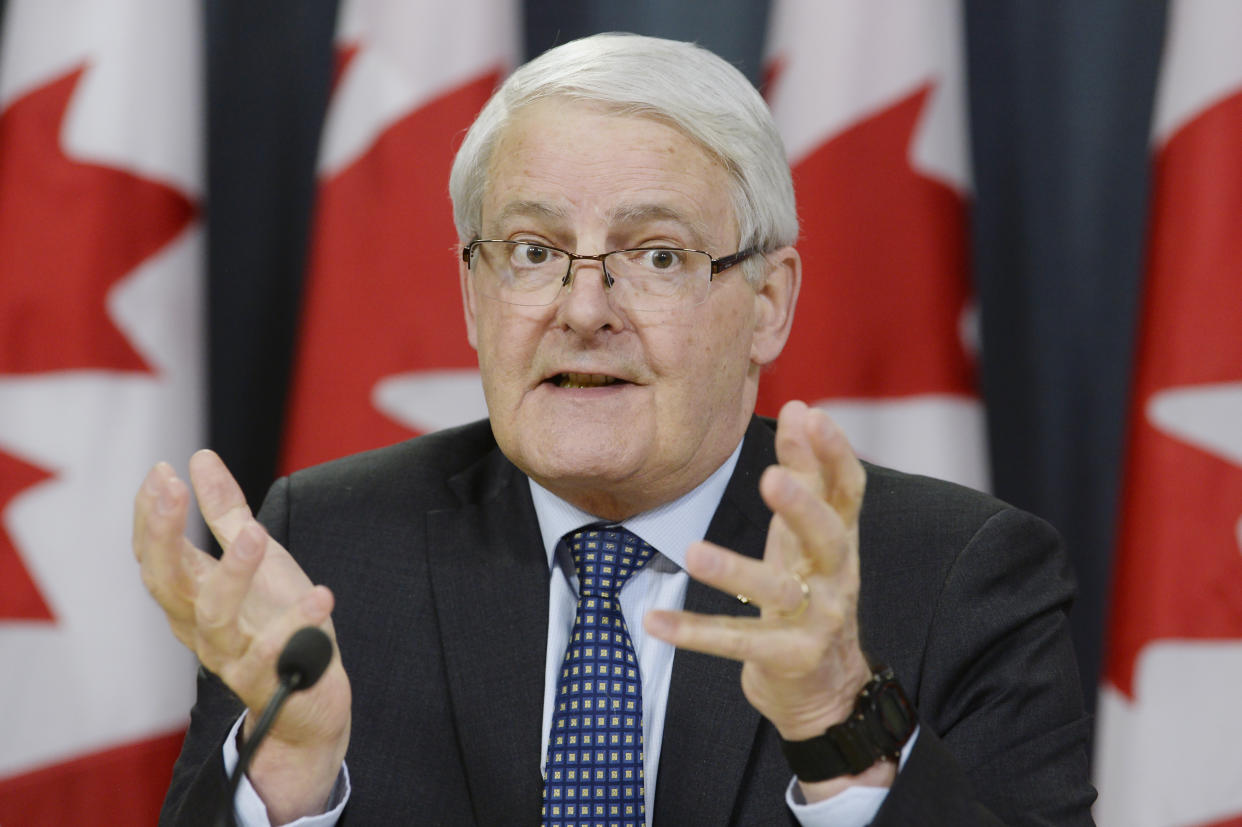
[134,33,1095,825]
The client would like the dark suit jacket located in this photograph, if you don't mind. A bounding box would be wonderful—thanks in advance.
[161,417,1096,825]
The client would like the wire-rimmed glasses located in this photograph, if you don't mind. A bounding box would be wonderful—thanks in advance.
[462,240,758,312]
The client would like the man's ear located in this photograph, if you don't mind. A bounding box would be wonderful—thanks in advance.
[750,245,801,366]
[460,255,479,350]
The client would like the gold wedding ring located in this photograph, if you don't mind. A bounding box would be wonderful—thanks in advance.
[735,571,810,617]
[778,570,811,620]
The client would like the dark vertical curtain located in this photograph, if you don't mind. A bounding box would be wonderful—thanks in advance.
[203,0,339,504]
[199,0,1170,743]
[964,0,1167,731]
[523,0,771,84]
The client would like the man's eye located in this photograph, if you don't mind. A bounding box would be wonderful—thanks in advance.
[517,244,550,265]
[647,249,679,269]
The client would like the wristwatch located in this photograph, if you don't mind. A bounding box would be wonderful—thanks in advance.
[779,666,916,782]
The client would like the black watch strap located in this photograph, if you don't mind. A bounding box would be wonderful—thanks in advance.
[779,666,916,782]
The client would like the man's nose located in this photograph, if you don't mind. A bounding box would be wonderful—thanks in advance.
[556,258,623,331]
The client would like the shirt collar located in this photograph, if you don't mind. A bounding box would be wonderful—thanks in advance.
[527,438,745,571]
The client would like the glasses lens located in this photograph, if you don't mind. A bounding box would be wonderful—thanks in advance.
[605,249,712,310]
[470,241,567,306]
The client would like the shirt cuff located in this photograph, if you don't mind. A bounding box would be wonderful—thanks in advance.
[221,713,351,827]
[785,726,919,826]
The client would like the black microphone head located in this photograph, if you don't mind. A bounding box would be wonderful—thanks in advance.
[276,626,334,691]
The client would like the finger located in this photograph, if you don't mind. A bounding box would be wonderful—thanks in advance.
[684,541,810,616]
[132,462,177,563]
[194,520,268,656]
[133,463,199,614]
[189,449,254,551]
[806,408,866,528]
[773,399,820,478]
[644,609,821,674]
[758,464,848,575]
[132,464,159,564]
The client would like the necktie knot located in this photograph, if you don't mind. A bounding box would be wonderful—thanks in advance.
[567,525,655,600]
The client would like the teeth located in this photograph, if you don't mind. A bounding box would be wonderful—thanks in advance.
[557,373,618,388]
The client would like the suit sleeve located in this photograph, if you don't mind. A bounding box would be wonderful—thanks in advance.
[872,507,1097,826]
[158,477,293,826]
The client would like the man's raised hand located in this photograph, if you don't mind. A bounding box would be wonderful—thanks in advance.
[132,450,351,821]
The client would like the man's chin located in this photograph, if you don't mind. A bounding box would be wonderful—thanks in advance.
[525,442,641,488]
[508,435,647,511]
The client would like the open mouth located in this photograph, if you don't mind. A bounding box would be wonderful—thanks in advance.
[549,372,625,389]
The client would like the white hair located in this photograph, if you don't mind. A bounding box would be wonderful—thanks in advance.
[448,32,798,285]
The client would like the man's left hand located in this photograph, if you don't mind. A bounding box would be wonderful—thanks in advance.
[644,399,893,796]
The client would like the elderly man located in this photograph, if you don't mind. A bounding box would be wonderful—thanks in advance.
[135,33,1095,826]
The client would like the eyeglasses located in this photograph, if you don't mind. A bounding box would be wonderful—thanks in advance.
[461,240,758,312]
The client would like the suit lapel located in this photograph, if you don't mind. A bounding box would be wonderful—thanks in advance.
[426,451,548,825]
[653,418,775,824]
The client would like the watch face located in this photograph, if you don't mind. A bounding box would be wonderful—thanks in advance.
[875,680,915,744]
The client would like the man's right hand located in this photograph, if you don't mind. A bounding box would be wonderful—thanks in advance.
[132,449,351,823]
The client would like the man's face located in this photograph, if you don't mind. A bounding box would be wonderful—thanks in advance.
[461,98,797,519]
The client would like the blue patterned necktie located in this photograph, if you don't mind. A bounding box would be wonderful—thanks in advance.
[542,525,656,827]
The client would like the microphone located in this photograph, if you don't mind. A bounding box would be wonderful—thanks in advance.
[276,625,334,689]
[218,626,334,827]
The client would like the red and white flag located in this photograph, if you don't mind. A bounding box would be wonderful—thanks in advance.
[279,0,517,474]
[761,0,987,491]
[1095,2,1242,824]
[0,0,202,822]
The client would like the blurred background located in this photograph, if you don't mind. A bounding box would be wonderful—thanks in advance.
[2,0,1239,824]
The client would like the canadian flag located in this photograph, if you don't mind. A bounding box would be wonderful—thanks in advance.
[278,0,517,474]
[761,0,987,491]
[0,0,202,823]
[1094,2,1242,825]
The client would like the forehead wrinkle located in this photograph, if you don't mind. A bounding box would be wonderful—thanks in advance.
[607,203,713,249]
[488,199,569,234]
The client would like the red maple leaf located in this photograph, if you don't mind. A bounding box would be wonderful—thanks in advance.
[1105,89,1242,699]
[279,68,501,473]
[0,449,55,620]
[1,65,196,621]
[0,64,195,375]
[756,84,974,415]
